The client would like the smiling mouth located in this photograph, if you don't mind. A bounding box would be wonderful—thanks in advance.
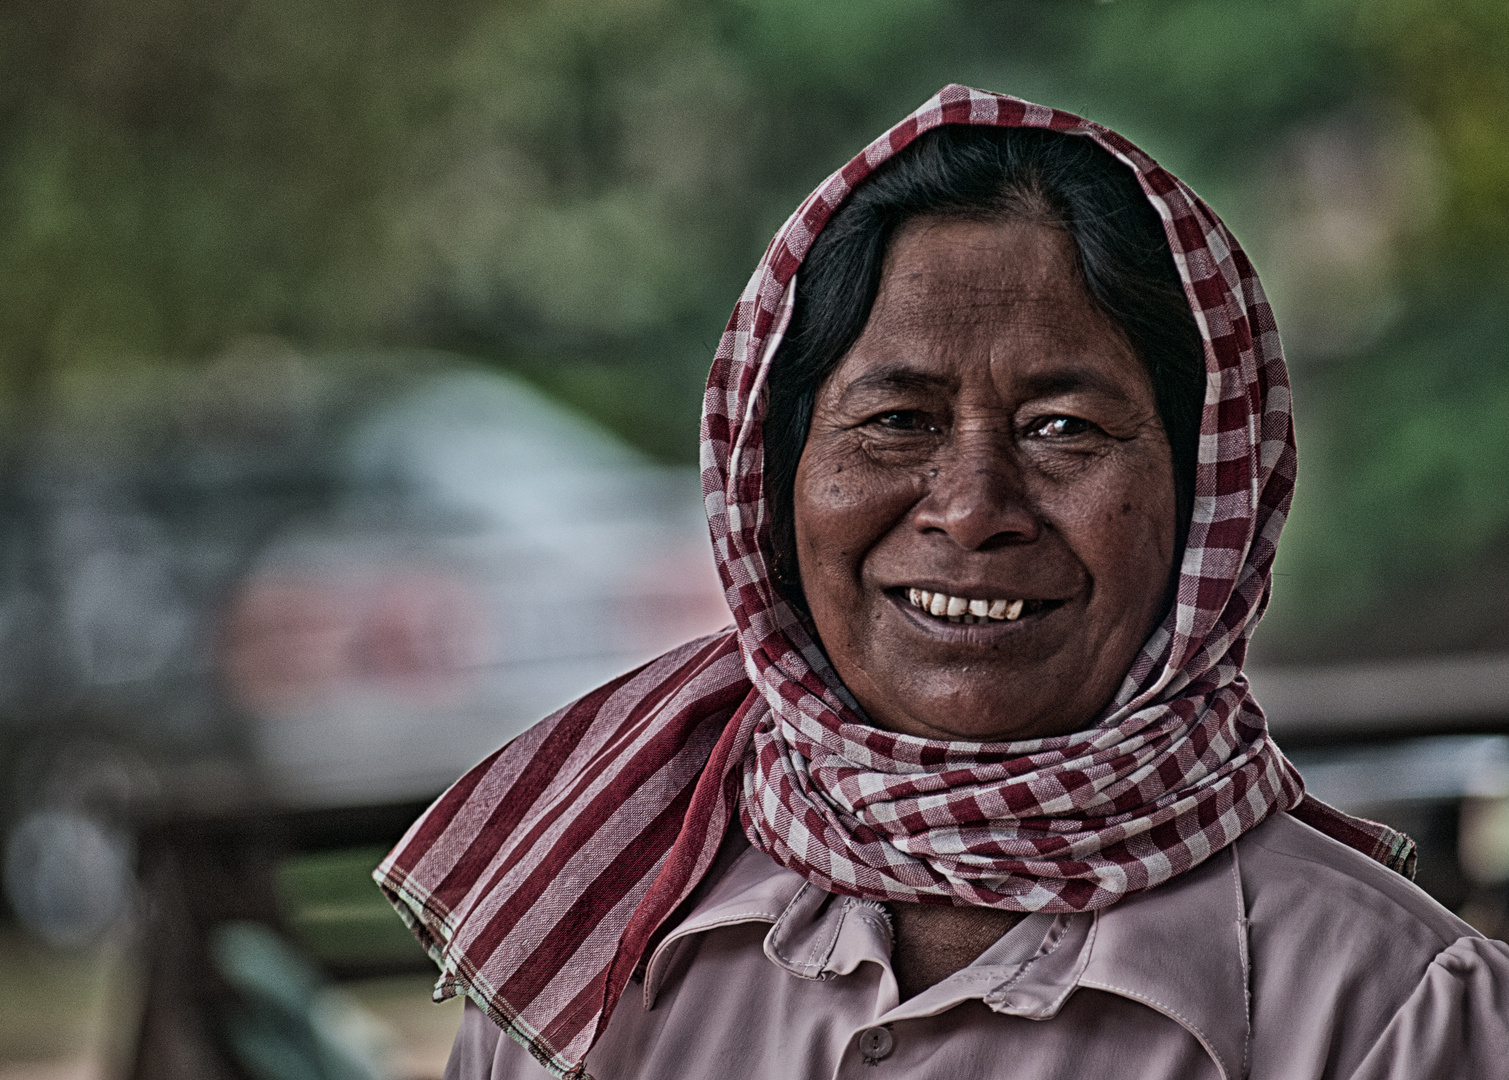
[902,587,1060,625]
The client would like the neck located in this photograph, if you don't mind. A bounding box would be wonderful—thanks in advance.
[885,901,1024,1000]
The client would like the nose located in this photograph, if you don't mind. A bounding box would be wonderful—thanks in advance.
[910,425,1041,551]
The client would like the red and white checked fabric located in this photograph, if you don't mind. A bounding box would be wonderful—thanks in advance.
[376,86,1414,1078]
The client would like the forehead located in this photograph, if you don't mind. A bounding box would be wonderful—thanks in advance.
[883,215,1073,292]
[830,216,1146,398]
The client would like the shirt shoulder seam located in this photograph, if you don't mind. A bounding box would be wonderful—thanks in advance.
[1229,843,1252,1080]
[1243,829,1463,951]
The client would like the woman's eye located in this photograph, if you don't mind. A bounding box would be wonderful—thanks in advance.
[1030,415,1093,438]
[872,410,936,432]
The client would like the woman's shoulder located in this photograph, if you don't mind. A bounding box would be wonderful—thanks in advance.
[1235,812,1509,1076]
[1237,811,1478,953]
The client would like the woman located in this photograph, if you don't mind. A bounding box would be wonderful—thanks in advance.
[378,87,1509,1079]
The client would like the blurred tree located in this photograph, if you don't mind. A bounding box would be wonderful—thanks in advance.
[0,0,469,395]
[0,0,1505,658]
[1254,0,1509,657]
[0,0,974,456]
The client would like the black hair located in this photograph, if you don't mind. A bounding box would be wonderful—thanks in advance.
[763,124,1206,602]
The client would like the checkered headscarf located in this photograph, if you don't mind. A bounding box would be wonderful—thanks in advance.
[376,87,1413,1078]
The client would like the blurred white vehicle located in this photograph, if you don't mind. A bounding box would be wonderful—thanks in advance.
[223,366,727,805]
[0,347,727,941]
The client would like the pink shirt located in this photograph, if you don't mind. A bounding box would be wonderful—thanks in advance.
[446,813,1509,1079]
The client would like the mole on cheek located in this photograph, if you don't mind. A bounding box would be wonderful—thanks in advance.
[1121,502,1132,514]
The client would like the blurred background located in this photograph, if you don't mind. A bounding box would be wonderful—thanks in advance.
[1,0,1507,1077]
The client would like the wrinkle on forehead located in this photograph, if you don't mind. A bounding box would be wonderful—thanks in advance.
[884,215,1072,287]
[866,219,1102,340]
[826,216,1150,416]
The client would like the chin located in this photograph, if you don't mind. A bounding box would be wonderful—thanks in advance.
[882,688,1049,742]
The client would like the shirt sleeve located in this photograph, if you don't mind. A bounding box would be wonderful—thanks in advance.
[444,1000,555,1080]
[1346,935,1509,1080]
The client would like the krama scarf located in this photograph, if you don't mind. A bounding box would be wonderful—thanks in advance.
[376,86,1415,1078]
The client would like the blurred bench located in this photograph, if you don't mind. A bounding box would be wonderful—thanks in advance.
[1253,653,1509,746]
[129,799,434,1080]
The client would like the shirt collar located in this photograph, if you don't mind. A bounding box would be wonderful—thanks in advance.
[643,841,1250,1080]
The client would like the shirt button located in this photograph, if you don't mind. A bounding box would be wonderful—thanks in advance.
[858,1026,895,1063]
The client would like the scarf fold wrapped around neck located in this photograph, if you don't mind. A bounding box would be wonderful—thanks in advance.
[375,85,1414,1079]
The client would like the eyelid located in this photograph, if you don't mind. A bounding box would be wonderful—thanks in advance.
[1025,413,1095,437]
[867,408,942,433]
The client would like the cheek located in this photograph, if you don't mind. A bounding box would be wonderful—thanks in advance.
[1041,457,1177,598]
[792,444,914,585]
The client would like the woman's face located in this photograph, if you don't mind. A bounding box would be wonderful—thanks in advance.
[792,216,1180,742]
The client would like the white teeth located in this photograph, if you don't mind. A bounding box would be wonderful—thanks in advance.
[905,590,1033,622]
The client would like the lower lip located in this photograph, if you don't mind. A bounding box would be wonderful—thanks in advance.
[885,592,1062,639]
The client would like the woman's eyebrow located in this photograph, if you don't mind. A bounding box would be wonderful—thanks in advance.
[1015,366,1134,403]
[837,365,952,400]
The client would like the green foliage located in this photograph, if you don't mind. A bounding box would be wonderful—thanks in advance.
[1,0,1506,655]
[0,0,455,387]
[723,0,947,85]
[1074,0,1365,143]
[1288,291,1509,576]
[1360,0,1509,252]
